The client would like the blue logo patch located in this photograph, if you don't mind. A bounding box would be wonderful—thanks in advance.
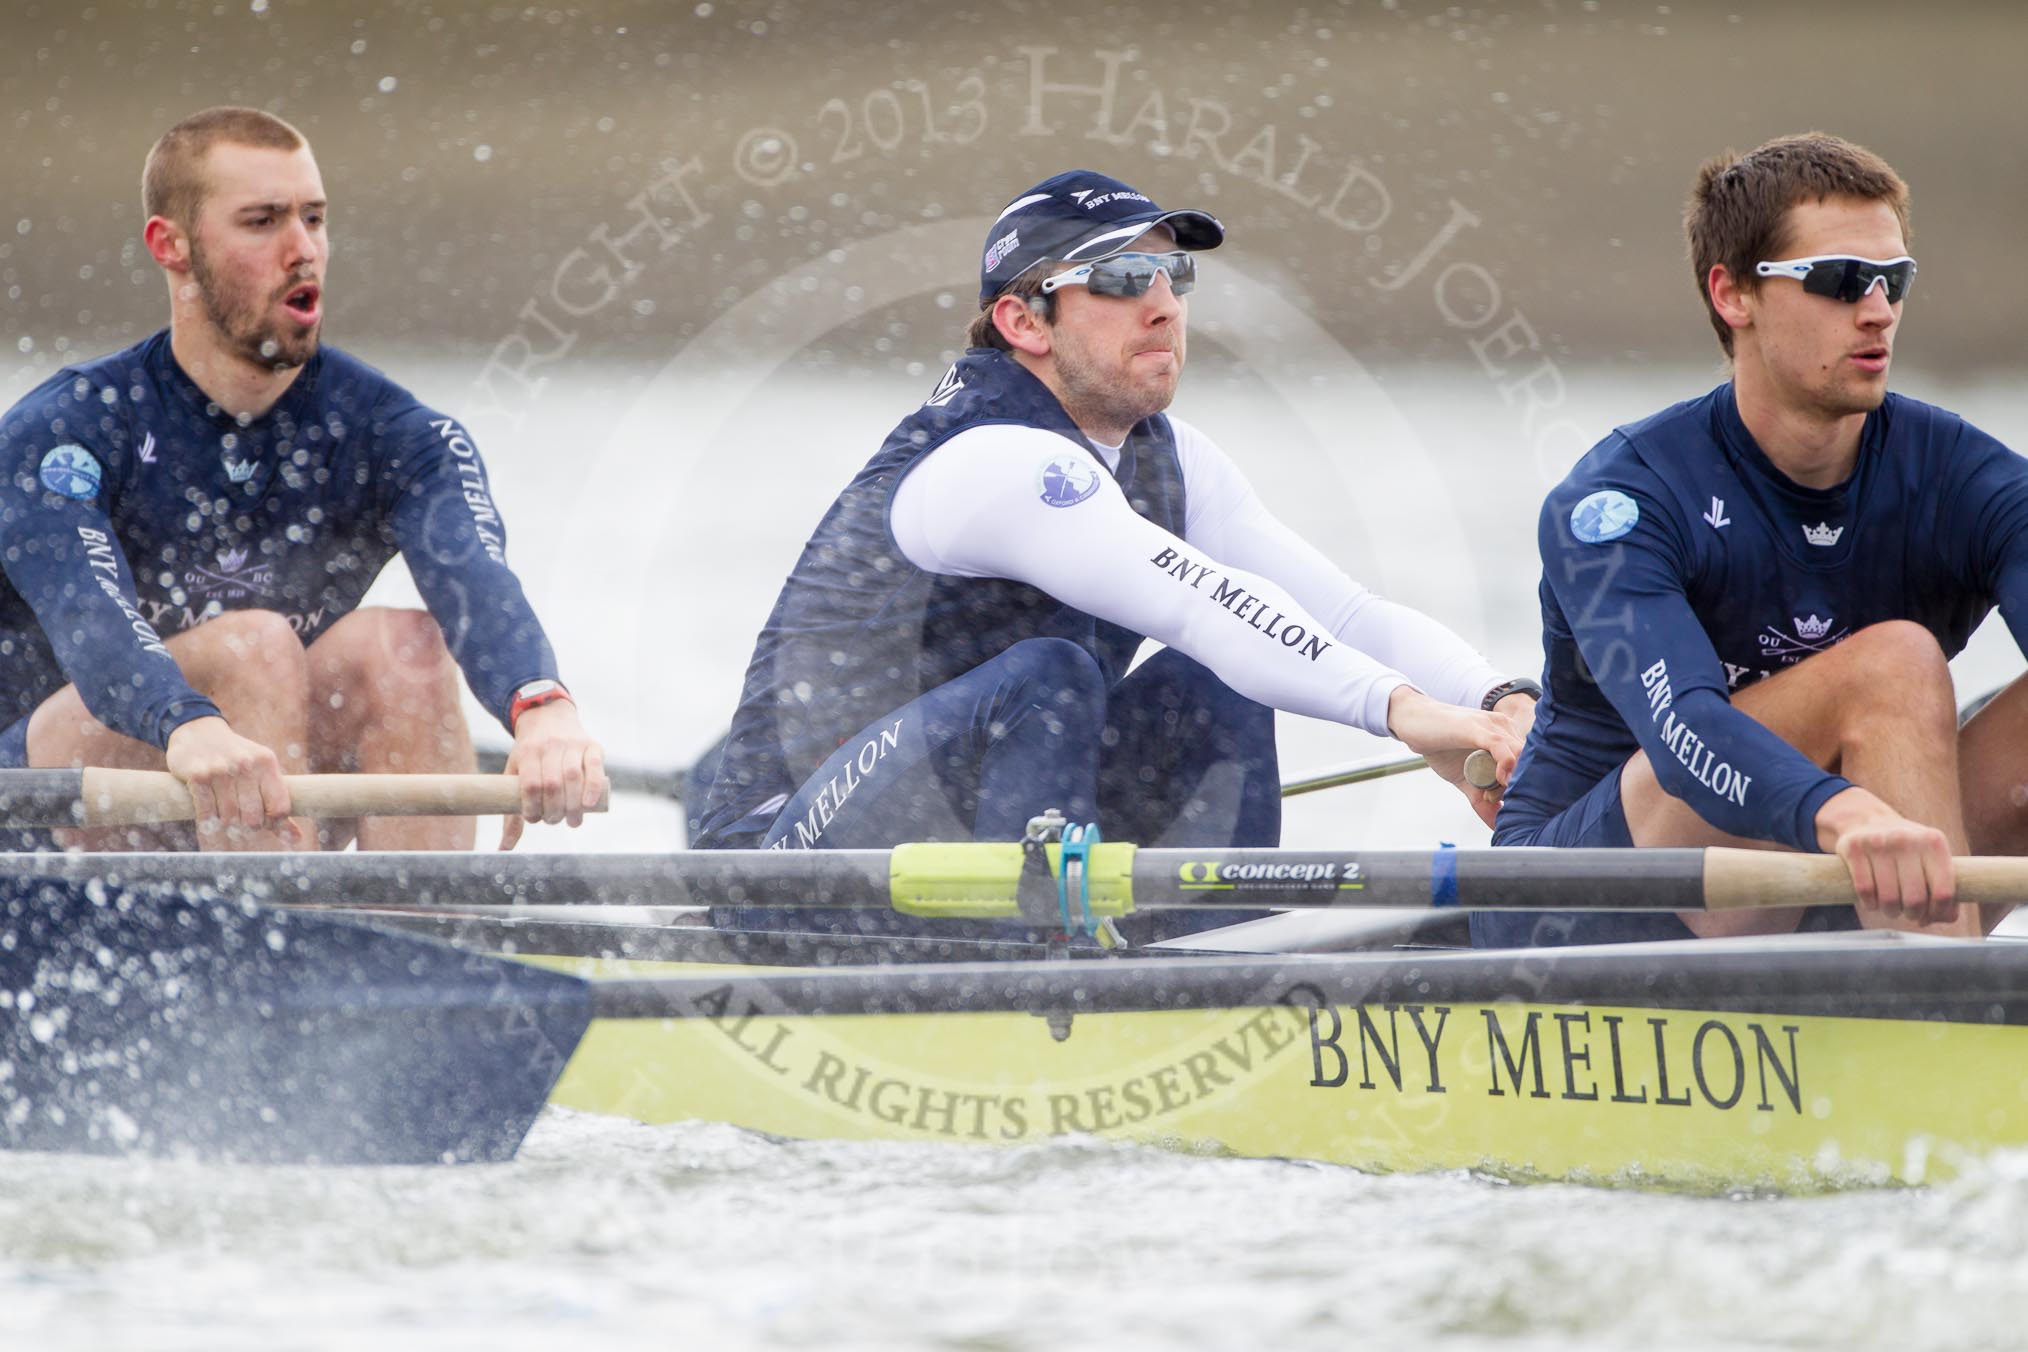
[1038,456,1102,508]
[38,444,102,500]
[1570,489,1638,544]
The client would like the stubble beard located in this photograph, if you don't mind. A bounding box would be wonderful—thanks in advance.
[1051,334,1181,434]
[1806,362,1890,422]
[189,242,319,372]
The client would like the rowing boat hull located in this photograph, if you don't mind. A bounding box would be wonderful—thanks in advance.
[529,937,2028,1192]
[0,879,590,1165]
[7,877,2022,1188]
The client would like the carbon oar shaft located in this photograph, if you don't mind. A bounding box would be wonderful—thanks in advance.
[0,848,894,908]
[0,769,609,828]
[463,747,1498,808]
[5,845,2022,913]
[1280,749,1497,798]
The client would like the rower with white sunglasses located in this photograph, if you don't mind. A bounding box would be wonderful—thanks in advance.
[693,170,1530,938]
[1482,131,2028,949]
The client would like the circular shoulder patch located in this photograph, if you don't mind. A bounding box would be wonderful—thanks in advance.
[1569,489,1638,544]
[1037,455,1102,508]
[38,443,103,501]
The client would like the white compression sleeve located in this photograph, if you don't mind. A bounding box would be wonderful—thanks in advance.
[890,424,1410,733]
[1170,416,1507,708]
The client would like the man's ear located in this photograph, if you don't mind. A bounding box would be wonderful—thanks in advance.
[992,292,1053,357]
[1707,263,1752,335]
[143,216,191,273]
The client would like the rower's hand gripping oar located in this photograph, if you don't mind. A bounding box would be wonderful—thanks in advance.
[476,747,684,802]
[0,768,611,828]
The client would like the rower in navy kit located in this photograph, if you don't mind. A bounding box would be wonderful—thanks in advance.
[695,169,1537,935]
[0,106,604,850]
[1483,132,2028,947]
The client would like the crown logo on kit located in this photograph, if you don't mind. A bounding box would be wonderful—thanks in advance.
[1794,614,1834,640]
[1801,522,1844,547]
[217,546,249,574]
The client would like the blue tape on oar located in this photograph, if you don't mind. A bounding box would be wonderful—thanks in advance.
[1057,821,1101,936]
[1431,841,1459,907]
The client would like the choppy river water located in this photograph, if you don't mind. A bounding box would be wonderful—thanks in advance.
[10,1111,2028,1351]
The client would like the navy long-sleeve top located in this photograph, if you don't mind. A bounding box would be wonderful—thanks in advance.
[1498,383,2028,853]
[0,331,559,746]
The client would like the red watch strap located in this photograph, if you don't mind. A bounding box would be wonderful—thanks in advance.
[509,681,572,731]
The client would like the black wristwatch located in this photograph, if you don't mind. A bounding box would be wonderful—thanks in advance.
[1481,677,1542,711]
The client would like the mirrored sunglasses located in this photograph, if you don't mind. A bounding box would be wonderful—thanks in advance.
[1754,254,1916,304]
[1039,251,1197,298]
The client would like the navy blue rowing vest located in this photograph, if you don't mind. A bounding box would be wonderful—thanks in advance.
[694,349,1188,847]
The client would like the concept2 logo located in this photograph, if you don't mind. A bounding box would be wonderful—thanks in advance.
[1178,859,1365,890]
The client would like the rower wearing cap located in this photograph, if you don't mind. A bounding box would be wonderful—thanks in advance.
[695,168,1533,932]
[1484,132,2028,946]
[0,106,604,850]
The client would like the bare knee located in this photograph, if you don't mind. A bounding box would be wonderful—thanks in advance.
[309,607,462,732]
[375,607,456,676]
[1835,621,1954,730]
[1844,620,1949,677]
[24,686,156,770]
[307,608,467,774]
[1957,675,2028,855]
[313,607,457,697]
[172,609,309,687]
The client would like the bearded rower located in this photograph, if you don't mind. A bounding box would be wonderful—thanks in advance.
[693,169,1534,934]
[0,106,603,850]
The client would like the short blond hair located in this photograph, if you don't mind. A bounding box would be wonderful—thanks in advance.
[143,106,306,228]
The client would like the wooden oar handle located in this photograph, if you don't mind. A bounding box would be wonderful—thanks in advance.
[68,769,609,827]
[1703,846,2028,910]
[1463,750,1498,790]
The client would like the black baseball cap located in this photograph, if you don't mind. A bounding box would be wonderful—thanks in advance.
[978,169,1224,302]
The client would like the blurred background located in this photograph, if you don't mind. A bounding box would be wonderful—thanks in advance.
[3,0,2024,846]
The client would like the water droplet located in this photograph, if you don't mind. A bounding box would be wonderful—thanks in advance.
[105,1105,140,1144]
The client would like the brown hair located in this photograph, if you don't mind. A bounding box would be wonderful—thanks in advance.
[964,271,1054,351]
[1684,132,1911,356]
[143,106,307,228]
